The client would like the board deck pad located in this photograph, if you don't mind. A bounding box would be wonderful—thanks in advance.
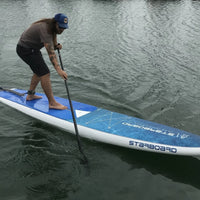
[1,88,200,156]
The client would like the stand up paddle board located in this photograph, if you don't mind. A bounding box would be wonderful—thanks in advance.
[0,88,200,156]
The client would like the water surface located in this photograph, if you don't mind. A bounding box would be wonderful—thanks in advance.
[1,0,200,199]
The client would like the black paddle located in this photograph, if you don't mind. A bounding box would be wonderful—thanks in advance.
[57,49,88,164]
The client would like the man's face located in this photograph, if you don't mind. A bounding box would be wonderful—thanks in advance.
[56,23,65,34]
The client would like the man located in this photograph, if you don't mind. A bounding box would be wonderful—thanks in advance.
[16,13,68,110]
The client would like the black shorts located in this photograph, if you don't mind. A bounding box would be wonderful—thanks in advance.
[16,45,50,77]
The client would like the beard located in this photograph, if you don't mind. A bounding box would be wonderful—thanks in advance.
[56,29,64,34]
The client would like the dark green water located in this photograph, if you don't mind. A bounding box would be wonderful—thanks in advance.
[1,0,200,199]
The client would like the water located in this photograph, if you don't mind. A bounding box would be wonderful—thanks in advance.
[1,0,200,199]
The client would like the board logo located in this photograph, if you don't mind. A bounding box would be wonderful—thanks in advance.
[129,140,177,153]
[123,122,189,140]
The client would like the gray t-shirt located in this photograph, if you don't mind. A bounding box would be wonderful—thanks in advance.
[18,22,53,49]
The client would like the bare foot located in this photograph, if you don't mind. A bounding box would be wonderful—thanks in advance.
[49,102,67,110]
[26,95,42,101]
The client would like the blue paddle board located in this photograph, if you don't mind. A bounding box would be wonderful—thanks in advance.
[1,88,200,156]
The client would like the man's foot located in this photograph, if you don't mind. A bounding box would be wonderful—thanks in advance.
[49,102,67,110]
[26,95,42,101]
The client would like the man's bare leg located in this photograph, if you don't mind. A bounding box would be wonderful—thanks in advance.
[40,73,67,110]
[26,73,42,100]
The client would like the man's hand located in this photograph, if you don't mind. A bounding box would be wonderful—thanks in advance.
[55,43,62,50]
[57,68,68,80]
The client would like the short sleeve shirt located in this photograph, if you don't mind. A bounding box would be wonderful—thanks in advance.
[18,22,53,49]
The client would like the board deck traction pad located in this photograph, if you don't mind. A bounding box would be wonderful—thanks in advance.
[1,89,200,156]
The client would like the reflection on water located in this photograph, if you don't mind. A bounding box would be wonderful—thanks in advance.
[18,122,85,199]
[117,147,200,190]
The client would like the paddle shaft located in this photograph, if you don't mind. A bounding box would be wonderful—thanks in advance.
[57,49,88,163]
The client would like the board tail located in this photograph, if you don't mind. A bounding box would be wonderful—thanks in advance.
[0,87,25,96]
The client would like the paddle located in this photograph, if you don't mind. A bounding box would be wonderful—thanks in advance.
[57,49,88,164]
[0,87,25,96]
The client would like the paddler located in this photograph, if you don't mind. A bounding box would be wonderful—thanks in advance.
[16,13,68,110]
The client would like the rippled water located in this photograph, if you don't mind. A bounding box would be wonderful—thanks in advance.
[1,0,200,199]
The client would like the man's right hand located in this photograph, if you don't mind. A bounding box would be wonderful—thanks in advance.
[57,68,68,80]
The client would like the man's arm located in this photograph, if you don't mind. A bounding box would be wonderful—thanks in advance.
[44,42,68,80]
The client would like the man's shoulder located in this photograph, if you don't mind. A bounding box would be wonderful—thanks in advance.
[38,22,47,28]
[30,22,47,31]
